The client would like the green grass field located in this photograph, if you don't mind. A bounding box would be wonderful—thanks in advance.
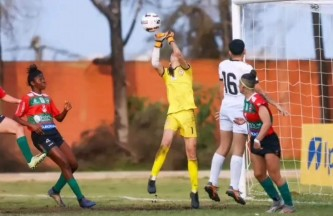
[0,176,332,216]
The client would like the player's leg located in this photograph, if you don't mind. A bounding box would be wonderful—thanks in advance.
[47,145,95,208]
[225,131,247,205]
[250,137,283,213]
[148,114,177,194]
[48,140,79,207]
[264,134,294,213]
[181,110,199,209]
[205,112,233,202]
[184,137,199,209]
[0,115,46,168]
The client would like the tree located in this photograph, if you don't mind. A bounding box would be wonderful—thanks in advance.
[147,0,232,59]
[0,0,38,107]
[90,0,143,156]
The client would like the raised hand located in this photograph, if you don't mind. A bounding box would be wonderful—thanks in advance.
[154,32,168,48]
[64,101,72,111]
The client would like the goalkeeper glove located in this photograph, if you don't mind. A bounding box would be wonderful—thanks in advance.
[166,31,175,44]
[154,32,167,48]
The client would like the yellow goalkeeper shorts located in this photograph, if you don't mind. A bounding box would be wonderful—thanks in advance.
[164,109,197,138]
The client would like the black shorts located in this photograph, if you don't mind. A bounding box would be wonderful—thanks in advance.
[31,129,64,153]
[0,115,5,123]
[250,133,281,158]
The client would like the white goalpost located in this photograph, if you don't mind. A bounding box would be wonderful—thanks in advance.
[232,0,333,200]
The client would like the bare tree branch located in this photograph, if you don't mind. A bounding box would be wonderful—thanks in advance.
[90,0,113,20]
[123,0,143,46]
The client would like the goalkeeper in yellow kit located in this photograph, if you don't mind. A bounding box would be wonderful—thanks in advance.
[147,31,199,209]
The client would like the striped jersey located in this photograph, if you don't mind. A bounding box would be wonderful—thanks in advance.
[15,91,60,131]
[243,93,274,137]
[163,66,196,114]
[218,59,253,110]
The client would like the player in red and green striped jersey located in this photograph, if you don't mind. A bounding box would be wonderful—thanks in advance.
[235,69,295,214]
[13,64,96,209]
[0,86,46,168]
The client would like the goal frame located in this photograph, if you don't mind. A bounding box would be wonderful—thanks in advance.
[231,0,333,199]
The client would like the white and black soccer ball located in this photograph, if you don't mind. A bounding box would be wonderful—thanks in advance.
[141,12,161,32]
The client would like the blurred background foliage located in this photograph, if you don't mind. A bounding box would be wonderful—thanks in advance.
[72,85,220,171]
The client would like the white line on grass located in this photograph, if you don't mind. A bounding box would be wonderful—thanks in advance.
[0,194,331,206]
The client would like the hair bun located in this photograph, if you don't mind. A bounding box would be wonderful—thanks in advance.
[250,69,257,79]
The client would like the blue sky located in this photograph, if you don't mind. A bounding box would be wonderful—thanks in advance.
[1,0,332,61]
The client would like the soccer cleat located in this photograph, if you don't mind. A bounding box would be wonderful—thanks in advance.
[28,153,47,169]
[48,188,66,207]
[204,182,220,202]
[266,199,284,213]
[279,205,296,214]
[190,192,200,209]
[226,186,246,205]
[78,197,96,208]
[147,178,156,194]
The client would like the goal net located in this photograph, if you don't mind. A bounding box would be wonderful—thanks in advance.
[232,0,333,202]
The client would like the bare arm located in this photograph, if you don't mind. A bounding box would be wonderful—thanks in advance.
[256,106,272,142]
[169,41,189,69]
[2,94,21,104]
[13,115,44,135]
[255,84,289,116]
[54,101,72,122]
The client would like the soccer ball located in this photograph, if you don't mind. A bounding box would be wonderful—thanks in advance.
[141,12,161,32]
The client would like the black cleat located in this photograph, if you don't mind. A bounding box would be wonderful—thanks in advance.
[226,186,246,205]
[204,182,220,202]
[190,192,200,209]
[147,178,156,194]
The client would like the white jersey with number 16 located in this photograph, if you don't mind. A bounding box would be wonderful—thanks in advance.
[218,59,253,109]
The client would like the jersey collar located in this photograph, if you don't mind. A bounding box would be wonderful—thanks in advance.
[246,92,257,101]
[30,91,43,96]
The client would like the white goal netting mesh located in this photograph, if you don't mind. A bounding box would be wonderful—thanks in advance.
[237,1,333,200]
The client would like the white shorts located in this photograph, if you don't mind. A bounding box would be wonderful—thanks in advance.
[219,107,248,134]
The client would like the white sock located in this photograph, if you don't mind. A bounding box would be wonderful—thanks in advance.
[209,153,225,186]
[230,155,243,190]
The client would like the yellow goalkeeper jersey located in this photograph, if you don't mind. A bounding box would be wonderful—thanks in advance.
[163,65,197,114]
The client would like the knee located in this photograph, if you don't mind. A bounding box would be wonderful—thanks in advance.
[15,124,25,135]
[161,140,172,148]
[186,147,197,160]
[254,172,267,182]
[58,159,72,172]
[71,162,79,172]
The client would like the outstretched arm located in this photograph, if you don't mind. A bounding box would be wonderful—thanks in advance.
[168,33,189,69]
[151,33,166,76]
[255,84,289,116]
[2,94,21,104]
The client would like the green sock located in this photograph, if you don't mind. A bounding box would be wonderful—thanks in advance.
[278,182,293,206]
[67,178,84,200]
[17,136,33,163]
[53,174,67,193]
[260,177,280,201]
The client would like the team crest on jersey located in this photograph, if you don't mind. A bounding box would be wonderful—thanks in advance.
[178,69,184,76]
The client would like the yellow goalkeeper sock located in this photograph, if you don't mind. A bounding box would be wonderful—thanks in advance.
[151,146,170,178]
[188,160,199,193]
